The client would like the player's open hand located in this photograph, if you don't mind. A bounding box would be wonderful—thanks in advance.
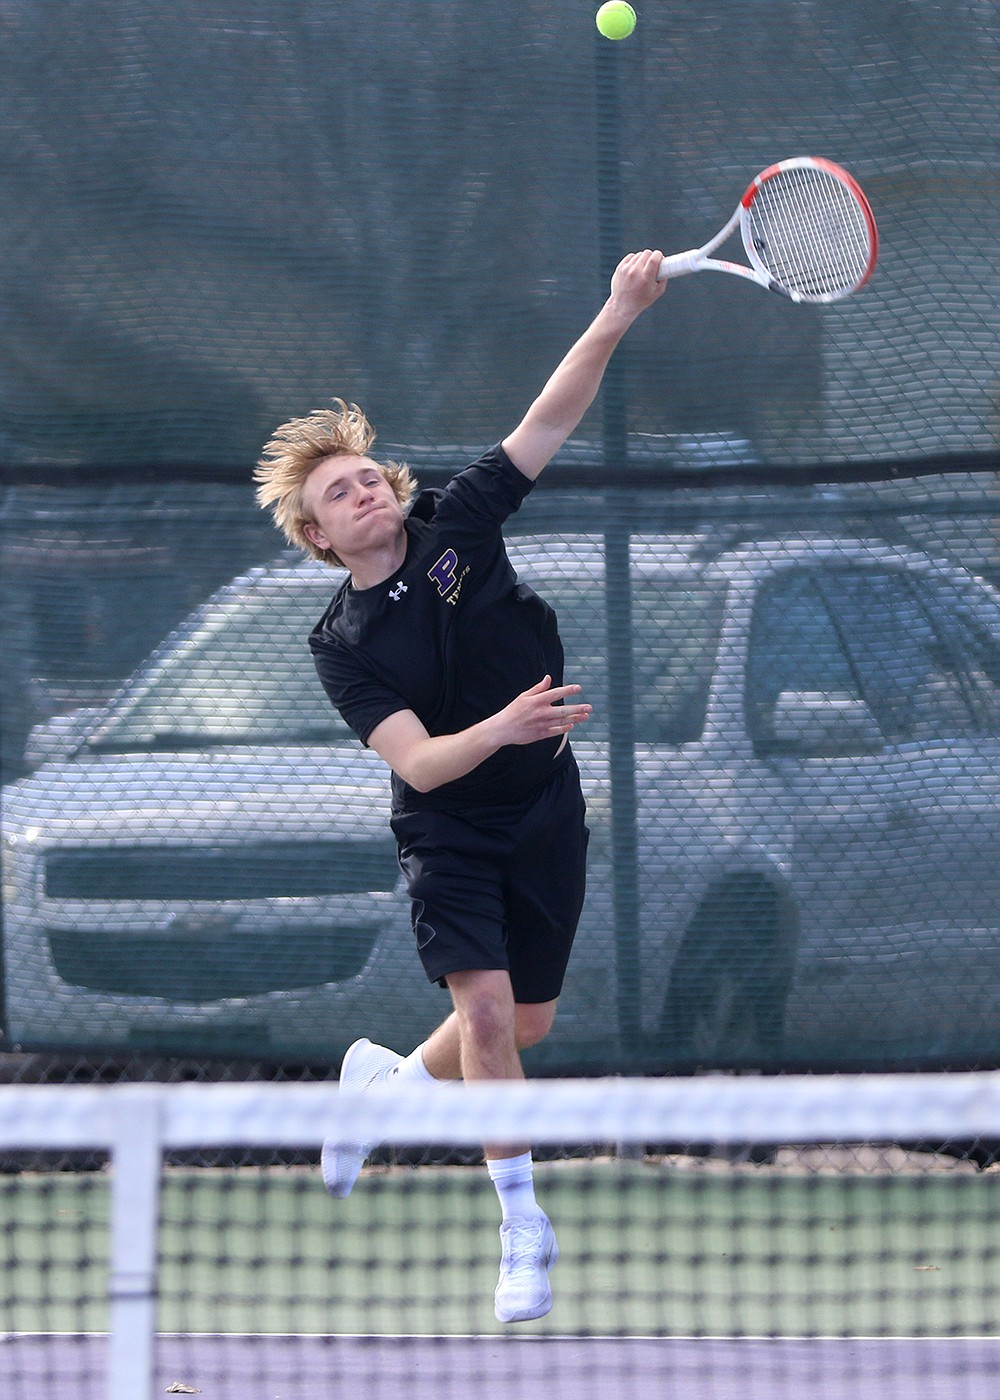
[497,675,592,747]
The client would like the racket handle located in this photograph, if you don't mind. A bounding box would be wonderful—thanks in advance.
[657,250,701,281]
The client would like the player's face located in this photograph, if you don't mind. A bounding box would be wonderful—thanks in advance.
[301,454,405,560]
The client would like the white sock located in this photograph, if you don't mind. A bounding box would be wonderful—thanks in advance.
[389,1043,439,1084]
[487,1152,539,1222]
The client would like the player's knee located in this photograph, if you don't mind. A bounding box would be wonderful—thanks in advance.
[458,984,515,1052]
[515,1001,557,1049]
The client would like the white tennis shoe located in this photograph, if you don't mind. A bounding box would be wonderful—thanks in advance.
[494,1213,559,1323]
[322,1038,401,1198]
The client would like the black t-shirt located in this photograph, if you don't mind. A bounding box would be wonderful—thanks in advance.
[309,443,569,813]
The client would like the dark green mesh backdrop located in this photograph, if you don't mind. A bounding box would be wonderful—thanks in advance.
[2,0,999,1078]
[3,0,998,467]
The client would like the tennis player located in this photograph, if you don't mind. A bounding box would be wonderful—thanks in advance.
[255,249,667,1322]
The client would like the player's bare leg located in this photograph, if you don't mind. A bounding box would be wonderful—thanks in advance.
[445,969,559,1322]
[420,988,557,1094]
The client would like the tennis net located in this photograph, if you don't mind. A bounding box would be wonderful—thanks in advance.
[1,1071,999,1400]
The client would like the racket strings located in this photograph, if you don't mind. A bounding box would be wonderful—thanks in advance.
[743,166,873,300]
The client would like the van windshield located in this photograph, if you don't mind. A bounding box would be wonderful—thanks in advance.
[87,571,726,752]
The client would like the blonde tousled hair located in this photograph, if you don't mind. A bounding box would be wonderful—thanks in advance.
[254,398,417,567]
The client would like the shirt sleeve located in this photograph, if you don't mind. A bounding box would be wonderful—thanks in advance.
[431,442,534,536]
[309,633,410,747]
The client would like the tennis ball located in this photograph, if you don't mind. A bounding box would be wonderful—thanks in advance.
[596,1,636,40]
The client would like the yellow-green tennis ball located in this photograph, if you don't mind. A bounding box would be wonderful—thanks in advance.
[596,1,636,40]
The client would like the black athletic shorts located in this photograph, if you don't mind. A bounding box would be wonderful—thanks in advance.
[389,753,589,1004]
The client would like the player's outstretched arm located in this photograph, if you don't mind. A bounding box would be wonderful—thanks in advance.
[501,249,666,482]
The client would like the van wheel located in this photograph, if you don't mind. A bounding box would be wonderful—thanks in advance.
[660,879,792,1068]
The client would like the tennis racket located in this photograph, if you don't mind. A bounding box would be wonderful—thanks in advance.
[657,157,878,303]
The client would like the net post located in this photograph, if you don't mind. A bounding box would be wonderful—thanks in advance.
[108,1086,163,1400]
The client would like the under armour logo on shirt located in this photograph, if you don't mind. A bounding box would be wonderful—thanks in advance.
[389,581,408,601]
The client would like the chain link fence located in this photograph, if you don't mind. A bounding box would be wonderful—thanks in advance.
[1,0,999,1084]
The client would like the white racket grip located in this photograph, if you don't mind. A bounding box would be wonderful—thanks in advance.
[657,249,701,281]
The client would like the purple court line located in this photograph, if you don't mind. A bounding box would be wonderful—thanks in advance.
[2,1335,1000,1400]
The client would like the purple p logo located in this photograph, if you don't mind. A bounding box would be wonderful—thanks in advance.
[428,548,459,597]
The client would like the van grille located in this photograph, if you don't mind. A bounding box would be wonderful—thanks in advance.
[43,842,400,900]
[48,923,379,1001]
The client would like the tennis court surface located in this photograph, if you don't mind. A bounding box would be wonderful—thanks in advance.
[1,1074,999,1399]
[5,1335,1000,1399]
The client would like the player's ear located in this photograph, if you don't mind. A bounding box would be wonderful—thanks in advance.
[302,520,333,552]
